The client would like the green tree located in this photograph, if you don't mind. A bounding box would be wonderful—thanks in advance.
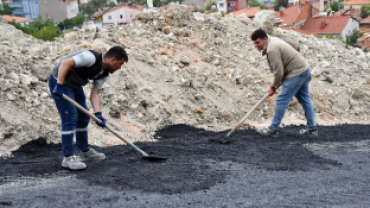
[0,4,14,15]
[249,0,265,9]
[360,4,370,18]
[205,2,217,10]
[33,26,59,41]
[346,29,360,45]
[81,3,97,18]
[108,2,116,8]
[153,0,160,7]
[90,0,107,10]
[72,13,85,27]
[8,17,60,41]
[274,0,288,11]
[324,1,339,12]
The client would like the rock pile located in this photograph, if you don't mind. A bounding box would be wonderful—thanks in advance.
[0,6,369,156]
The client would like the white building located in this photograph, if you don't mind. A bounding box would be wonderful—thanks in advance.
[216,0,227,12]
[102,4,143,26]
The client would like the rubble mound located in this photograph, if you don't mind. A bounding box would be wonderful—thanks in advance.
[0,7,369,157]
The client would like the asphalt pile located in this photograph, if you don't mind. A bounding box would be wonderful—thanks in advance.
[0,5,369,157]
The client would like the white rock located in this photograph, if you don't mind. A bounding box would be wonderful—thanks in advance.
[7,93,15,101]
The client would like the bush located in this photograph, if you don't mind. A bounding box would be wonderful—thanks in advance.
[346,29,360,45]
[325,33,343,41]
[72,13,85,27]
[8,17,60,41]
[360,4,370,19]
[0,4,14,15]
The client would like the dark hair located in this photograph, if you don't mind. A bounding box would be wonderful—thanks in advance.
[106,46,128,63]
[251,29,268,41]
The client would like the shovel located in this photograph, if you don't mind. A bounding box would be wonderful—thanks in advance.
[62,94,166,161]
[226,93,270,137]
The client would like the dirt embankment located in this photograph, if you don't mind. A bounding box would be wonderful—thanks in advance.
[0,6,369,156]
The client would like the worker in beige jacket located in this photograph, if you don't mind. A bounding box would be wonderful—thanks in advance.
[251,29,318,137]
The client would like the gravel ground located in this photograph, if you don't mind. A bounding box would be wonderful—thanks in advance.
[1,124,370,207]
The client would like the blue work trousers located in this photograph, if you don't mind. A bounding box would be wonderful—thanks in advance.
[269,69,316,131]
[48,75,90,157]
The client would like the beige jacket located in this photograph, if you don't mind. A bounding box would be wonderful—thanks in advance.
[262,37,309,88]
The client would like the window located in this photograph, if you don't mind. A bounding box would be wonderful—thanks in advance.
[32,6,35,11]
[228,2,235,7]
[120,14,123,19]
[24,7,28,11]
[32,13,37,18]
[108,15,111,19]
[219,3,224,7]
[130,14,133,18]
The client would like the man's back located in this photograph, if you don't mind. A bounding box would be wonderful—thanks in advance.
[265,37,309,79]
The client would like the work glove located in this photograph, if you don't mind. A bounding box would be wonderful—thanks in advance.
[52,83,64,97]
[94,112,106,128]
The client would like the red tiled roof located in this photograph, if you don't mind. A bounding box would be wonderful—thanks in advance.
[188,4,198,11]
[276,4,300,25]
[295,4,320,23]
[263,4,275,8]
[1,15,30,23]
[59,0,74,4]
[301,16,352,33]
[361,16,370,23]
[344,0,370,4]
[104,3,144,15]
[355,33,370,47]
[93,10,103,18]
[275,11,281,18]
[276,3,321,25]
[234,7,261,17]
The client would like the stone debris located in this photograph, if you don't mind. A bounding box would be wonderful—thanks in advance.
[0,7,369,156]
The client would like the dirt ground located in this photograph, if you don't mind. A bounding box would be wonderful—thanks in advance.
[1,124,370,207]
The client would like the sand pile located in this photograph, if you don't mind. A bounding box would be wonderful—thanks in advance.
[0,6,369,157]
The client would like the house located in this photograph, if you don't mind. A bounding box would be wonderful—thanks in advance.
[7,0,39,20]
[304,0,330,11]
[360,15,370,28]
[227,0,247,12]
[355,32,370,47]
[188,4,199,11]
[216,0,227,12]
[263,4,275,11]
[38,0,68,22]
[300,15,360,40]
[275,1,320,29]
[344,0,370,10]
[102,4,143,26]
[1,14,31,25]
[181,0,205,9]
[288,0,299,6]
[234,6,261,18]
[58,0,79,19]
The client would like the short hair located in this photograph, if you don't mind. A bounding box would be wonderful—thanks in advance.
[251,29,268,41]
[106,46,128,63]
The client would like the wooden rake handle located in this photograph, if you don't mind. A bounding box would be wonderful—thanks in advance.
[228,93,270,136]
[61,94,149,157]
